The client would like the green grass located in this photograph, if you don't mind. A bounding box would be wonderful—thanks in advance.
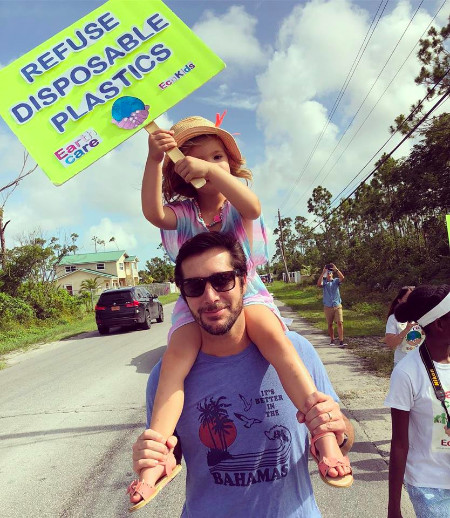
[158,292,179,304]
[350,345,394,378]
[0,313,97,369]
[0,295,180,370]
[269,280,394,377]
[269,281,386,336]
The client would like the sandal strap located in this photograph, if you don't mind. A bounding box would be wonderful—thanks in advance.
[127,479,154,500]
[161,449,177,476]
[318,456,352,477]
[310,431,336,457]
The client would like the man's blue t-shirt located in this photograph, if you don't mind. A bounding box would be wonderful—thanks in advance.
[146,331,338,517]
[321,278,342,307]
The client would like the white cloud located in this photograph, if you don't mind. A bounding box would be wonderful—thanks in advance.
[1,0,445,263]
[88,217,137,250]
[253,0,437,220]
[193,6,267,70]
[199,83,259,110]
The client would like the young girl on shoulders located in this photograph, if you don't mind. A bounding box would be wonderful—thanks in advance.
[127,115,353,511]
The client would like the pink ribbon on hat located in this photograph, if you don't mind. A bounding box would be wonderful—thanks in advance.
[215,110,240,136]
[215,110,227,127]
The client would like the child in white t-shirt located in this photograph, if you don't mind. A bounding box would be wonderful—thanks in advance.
[385,284,450,518]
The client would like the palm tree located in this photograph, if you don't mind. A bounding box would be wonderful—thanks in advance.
[197,396,232,451]
[109,236,119,250]
[80,277,102,310]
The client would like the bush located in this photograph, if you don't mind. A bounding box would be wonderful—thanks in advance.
[0,292,34,326]
[17,281,84,320]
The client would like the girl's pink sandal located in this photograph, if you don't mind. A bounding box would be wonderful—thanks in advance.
[127,454,182,512]
[310,431,353,488]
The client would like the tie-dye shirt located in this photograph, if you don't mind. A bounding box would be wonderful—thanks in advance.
[161,199,283,335]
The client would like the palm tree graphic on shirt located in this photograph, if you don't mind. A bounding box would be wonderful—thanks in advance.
[197,396,237,466]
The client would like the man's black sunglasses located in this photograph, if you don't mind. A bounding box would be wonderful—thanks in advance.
[181,270,242,298]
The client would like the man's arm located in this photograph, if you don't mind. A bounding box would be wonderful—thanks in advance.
[330,263,344,282]
[316,266,327,287]
[296,391,354,455]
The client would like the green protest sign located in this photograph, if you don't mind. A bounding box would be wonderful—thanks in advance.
[0,0,225,185]
[447,215,450,246]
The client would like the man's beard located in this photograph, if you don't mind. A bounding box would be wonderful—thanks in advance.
[194,297,244,335]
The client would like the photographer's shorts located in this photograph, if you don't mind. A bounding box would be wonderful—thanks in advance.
[324,304,343,324]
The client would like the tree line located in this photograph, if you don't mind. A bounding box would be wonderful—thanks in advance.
[270,16,450,289]
[271,112,449,289]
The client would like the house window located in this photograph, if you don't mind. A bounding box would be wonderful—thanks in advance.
[97,263,105,270]
[119,262,124,270]
[64,285,73,296]
[65,266,76,272]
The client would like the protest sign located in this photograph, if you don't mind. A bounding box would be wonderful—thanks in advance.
[0,0,225,185]
[447,215,450,246]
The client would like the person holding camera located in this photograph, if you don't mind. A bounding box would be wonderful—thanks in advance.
[317,263,347,347]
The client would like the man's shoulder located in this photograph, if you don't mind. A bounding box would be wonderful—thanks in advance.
[286,330,312,347]
[285,331,318,360]
[148,360,162,392]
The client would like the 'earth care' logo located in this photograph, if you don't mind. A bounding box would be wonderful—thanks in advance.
[54,129,101,167]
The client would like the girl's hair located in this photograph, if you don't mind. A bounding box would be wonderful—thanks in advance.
[387,286,415,319]
[162,134,252,203]
[395,284,450,329]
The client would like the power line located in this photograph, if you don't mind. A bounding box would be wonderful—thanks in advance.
[278,0,388,211]
[309,86,450,232]
[286,0,436,216]
[323,65,450,213]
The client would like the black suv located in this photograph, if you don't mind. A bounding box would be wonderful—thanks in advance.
[95,287,164,335]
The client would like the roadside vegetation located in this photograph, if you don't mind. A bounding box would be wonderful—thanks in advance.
[269,280,397,377]
[0,292,178,370]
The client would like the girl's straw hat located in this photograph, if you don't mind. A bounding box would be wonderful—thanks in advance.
[163,116,242,171]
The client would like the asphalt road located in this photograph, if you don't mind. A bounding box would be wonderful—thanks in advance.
[0,300,415,517]
[0,302,179,518]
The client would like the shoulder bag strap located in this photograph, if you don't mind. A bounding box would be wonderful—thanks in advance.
[419,342,450,427]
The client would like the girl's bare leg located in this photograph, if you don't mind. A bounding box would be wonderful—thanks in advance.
[130,323,201,503]
[245,305,350,478]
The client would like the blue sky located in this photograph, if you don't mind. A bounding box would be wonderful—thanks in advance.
[0,0,447,266]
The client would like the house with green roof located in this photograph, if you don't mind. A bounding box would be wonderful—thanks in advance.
[55,250,139,295]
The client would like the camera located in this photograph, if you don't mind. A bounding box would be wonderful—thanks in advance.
[325,264,333,270]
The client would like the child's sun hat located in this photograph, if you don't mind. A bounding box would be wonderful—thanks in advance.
[162,115,242,172]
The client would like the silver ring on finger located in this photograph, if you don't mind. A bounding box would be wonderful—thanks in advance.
[327,411,332,422]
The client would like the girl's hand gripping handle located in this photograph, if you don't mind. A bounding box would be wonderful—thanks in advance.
[145,121,206,189]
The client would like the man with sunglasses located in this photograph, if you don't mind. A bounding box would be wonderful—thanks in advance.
[132,232,354,517]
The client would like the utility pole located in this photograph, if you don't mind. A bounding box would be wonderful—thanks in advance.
[278,209,290,283]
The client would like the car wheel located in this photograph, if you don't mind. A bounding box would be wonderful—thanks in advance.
[156,306,164,323]
[140,311,152,330]
[97,325,109,335]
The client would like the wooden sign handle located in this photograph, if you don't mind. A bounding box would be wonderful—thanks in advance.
[145,121,206,189]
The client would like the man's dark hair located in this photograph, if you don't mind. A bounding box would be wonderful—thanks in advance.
[174,231,247,288]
